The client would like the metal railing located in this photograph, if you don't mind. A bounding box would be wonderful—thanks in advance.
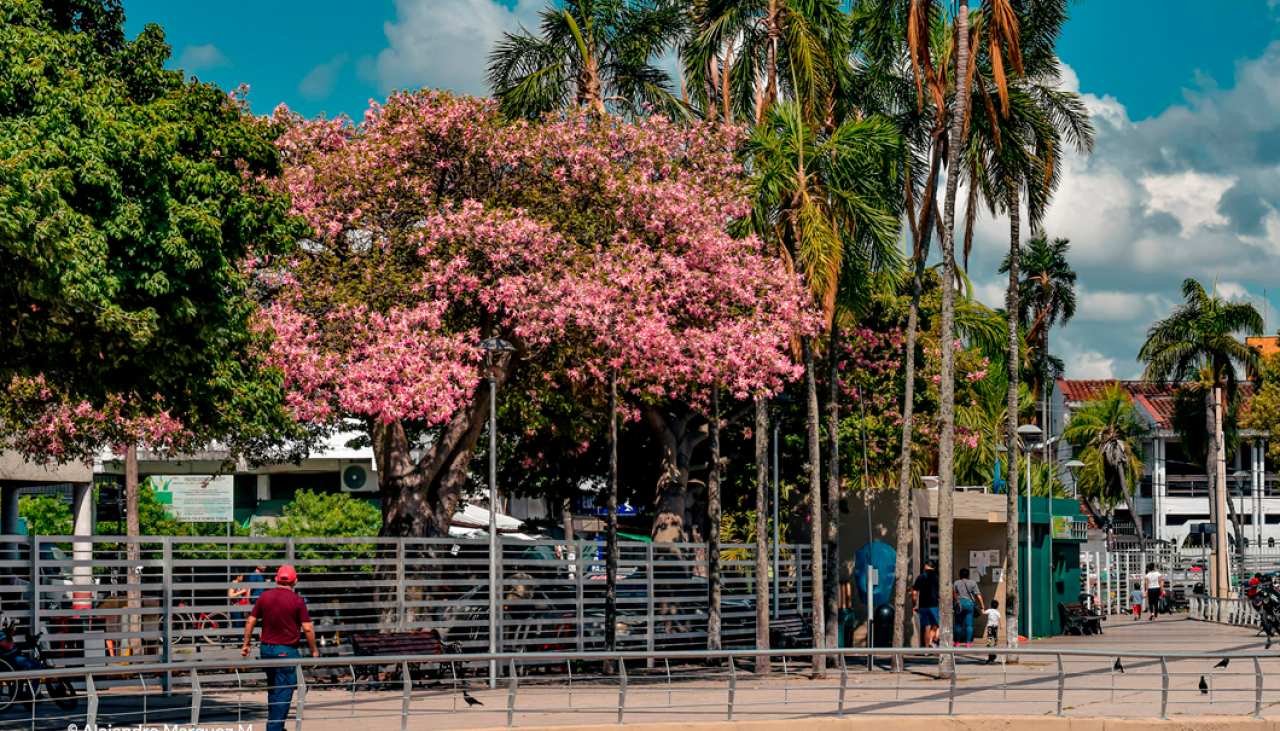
[0,535,812,670]
[3,646,1278,730]
[1188,595,1265,629]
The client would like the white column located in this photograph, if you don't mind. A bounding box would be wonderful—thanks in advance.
[71,482,94,612]
[256,474,271,501]
[1154,439,1166,543]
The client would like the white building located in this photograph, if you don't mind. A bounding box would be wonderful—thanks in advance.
[1055,379,1276,550]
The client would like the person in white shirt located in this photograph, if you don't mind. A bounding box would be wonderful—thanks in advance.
[984,600,1001,646]
[1143,563,1164,621]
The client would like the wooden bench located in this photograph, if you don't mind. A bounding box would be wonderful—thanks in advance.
[1058,602,1104,636]
[351,631,461,686]
[769,614,812,650]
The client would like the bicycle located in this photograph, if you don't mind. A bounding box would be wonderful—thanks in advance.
[0,621,76,714]
[171,602,231,646]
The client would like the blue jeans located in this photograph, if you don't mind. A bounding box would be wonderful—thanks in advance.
[260,644,299,731]
[956,599,975,644]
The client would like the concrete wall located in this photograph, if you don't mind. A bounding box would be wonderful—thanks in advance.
[837,488,1015,647]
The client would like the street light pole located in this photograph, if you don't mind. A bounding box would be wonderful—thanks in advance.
[479,337,515,687]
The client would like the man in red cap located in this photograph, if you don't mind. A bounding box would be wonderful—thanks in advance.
[241,565,317,731]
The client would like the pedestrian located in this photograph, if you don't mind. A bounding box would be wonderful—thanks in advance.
[229,575,250,629]
[952,568,984,647]
[1143,563,1164,622]
[249,565,267,601]
[1130,583,1145,621]
[911,559,941,648]
[240,566,318,731]
[984,600,1001,646]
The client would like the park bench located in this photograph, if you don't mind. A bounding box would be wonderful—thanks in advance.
[351,630,462,686]
[1058,602,1104,636]
[769,613,812,650]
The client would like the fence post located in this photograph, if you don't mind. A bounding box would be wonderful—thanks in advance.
[496,536,504,657]
[295,663,306,731]
[286,538,295,563]
[1255,656,1264,719]
[85,673,98,729]
[794,546,804,616]
[727,654,736,722]
[401,661,411,731]
[1160,657,1169,719]
[28,535,39,632]
[575,541,585,653]
[838,652,848,718]
[162,536,173,692]
[508,658,518,728]
[395,541,406,631]
[948,655,957,715]
[191,669,202,726]
[617,656,627,725]
[1056,653,1065,716]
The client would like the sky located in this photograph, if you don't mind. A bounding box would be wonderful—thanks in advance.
[122,0,1280,380]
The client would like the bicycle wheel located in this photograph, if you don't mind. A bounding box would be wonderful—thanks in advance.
[47,678,77,712]
[200,613,230,645]
[170,615,188,645]
[0,658,17,714]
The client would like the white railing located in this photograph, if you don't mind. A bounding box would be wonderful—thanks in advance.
[1189,595,1265,628]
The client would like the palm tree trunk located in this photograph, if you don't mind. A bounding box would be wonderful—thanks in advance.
[755,398,771,674]
[1119,476,1147,549]
[825,322,841,655]
[935,2,971,675]
[891,148,943,665]
[1225,476,1246,577]
[1208,387,1230,596]
[708,387,722,653]
[804,335,826,676]
[1004,193,1021,660]
[764,0,779,116]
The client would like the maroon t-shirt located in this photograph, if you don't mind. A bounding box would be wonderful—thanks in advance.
[249,587,311,646]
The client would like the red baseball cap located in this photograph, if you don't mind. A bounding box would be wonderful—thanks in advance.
[276,565,297,583]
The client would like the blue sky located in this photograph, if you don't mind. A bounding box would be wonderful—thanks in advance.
[122,0,1280,379]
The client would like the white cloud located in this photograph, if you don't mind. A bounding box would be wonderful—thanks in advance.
[177,44,231,72]
[299,54,350,102]
[1059,339,1118,380]
[1140,171,1235,233]
[369,0,544,96]
[1076,290,1149,323]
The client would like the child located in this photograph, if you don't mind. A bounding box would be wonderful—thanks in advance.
[984,600,1001,646]
[1130,584,1145,620]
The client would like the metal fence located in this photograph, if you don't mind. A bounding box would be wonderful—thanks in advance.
[1188,595,1266,630]
[2,646,1277,730]
[1084,546,1280,616]
[0,535,812,670]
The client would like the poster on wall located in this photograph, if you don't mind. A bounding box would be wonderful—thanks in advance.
[149,475,234,523]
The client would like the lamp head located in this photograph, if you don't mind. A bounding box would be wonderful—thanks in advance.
[1064,459,1085,470]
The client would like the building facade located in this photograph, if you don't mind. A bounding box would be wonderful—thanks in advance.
[1055,379,1277,550]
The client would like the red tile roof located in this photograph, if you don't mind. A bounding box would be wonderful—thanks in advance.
[1057,379,1257,430]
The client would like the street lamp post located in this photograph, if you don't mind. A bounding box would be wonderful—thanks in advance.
[1233,469,1250,579]
[1017,424,1043,638]
[479,337,515,686]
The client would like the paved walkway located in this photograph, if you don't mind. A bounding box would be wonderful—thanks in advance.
[20,616,1280,731]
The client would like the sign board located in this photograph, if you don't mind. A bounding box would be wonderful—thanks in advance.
[149,475,234,523]
[1051,516,1075,540]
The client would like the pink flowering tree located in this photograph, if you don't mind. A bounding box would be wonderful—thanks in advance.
[263,91,815,538]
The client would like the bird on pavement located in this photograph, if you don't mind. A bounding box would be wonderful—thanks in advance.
[1214,658,1230,669]
[463,691,484,707]
[1199,676,1209,695]
[1113,658,1124,674]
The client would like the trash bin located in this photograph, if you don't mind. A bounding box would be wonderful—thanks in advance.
[871,603,894,648]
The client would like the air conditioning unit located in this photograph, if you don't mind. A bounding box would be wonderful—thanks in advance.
[341,463,378,493]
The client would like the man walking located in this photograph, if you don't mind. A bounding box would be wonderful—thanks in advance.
[241,565,318,731]
[912,559,941,648]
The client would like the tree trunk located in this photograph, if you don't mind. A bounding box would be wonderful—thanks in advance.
[764,0,779,117]
[1004,193,1022,660]
[643,402,707,543]
[891,147,943,665]
[606,370,619,653]
[708,388,722,653]
[755,398,771,674]
[1118,473,1148,549]
[825,322,841,655]
[1225,474,1246,577]
[804,336,826,676]
[1207,388,1230,596]
[125,443,140,654]
[935,2,970,676]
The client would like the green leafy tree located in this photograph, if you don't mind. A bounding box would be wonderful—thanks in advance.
[18,495,72,536]
[1063,383,1149,547]
[0,0,302,447]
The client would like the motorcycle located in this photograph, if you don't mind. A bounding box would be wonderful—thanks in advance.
[1248,575,1280,644]
[0,618,77,713]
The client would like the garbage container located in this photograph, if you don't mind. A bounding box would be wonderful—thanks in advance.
[871,604,894,648]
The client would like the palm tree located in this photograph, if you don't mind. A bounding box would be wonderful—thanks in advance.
[1004,234,1076,442]
[742,100,902,670]
[1064,383,1150,547]
[487,0,687,119]
[1139,278,1263,596]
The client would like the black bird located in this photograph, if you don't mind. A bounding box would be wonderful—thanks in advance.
[1199,676,1209,695]
[1113,658,1124,674]
[1214,658,1230,669]
[463,691,484,708]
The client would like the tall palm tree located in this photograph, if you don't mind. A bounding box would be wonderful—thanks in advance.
[1063,383,1150,547]
[487,0,688,119]
[1139,278,1263,596]
[742,100,902,670]
[1005,234,1076,440]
